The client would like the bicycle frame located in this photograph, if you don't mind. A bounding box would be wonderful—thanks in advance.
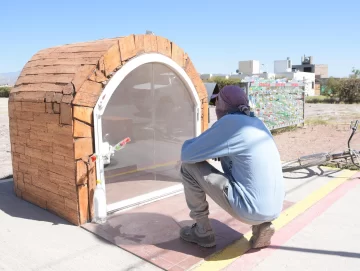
[330,120,359,168]
[282,119,360,172]
[348,120,360,168]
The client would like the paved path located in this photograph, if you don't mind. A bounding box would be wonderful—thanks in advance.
[0,179,160,271]
[2,99,360,270]
[2,167,359,271]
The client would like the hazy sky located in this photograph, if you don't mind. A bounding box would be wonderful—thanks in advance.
[1,0,359,77]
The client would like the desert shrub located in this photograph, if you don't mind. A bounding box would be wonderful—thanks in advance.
[0,87,11,97]
[205,77,242,90]
[305,95,339,104]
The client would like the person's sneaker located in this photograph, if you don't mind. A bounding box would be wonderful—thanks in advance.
[180,223,216,248]
[250,222,275,249]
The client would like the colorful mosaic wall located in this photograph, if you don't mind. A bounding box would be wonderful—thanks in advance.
[244,77,305,130]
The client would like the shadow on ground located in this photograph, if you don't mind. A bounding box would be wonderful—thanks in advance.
[85,211,244,260]
[0,180,70,225]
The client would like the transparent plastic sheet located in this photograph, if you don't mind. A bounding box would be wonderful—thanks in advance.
[101,63,196,204]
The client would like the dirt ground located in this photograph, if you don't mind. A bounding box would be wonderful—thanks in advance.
[274,104,360,161]
[1,99,360,178]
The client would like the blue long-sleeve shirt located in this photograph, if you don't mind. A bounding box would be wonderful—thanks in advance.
[181,113,285,223]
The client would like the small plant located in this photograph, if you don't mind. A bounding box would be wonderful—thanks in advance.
[0,87,11,98]
[305,118,331,126]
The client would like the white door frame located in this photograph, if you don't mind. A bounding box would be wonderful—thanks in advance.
[93,53,201,213]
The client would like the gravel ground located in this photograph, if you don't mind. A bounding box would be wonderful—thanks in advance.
[1,99,360,179]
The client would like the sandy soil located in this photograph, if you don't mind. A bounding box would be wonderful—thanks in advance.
[1,99,360,178]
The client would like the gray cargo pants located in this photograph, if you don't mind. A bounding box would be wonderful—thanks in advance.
[180,161,239,222]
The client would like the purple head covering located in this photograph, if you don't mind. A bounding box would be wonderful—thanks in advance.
[215,85,250,120]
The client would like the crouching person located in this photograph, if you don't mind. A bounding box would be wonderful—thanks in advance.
[179,85,285,248]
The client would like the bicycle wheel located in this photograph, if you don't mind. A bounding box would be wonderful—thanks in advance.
[282,152,330,172]
[349,150,360,168]
[332,150,360,169]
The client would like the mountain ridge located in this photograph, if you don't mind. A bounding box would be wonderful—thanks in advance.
[0,71,20,86]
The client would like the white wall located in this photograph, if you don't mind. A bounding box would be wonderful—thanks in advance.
[229,73,275,80]
[274,60,292,73]
[238,60,260,74]
[277,72,315,96]
[200,73,229,80]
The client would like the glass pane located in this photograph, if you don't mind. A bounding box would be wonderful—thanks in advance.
[101,62,196,206]
[102,63,156,204]
[153,63,195,183]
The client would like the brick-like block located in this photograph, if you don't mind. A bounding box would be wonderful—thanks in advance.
[201,99,209,132]
[60,103,72,125]
[53,93,63,103]
[157,36,171,58]
[73,106,93,125]
[53,103,60,113]
[72,65,96,92]
[14,111,34,121]
[78,80,103,96]
[74,138,93,159]
[62,83,74,95]
[134,35,145,52]
[25,146,53,163]
[16,74,75,86]
[12,92,46,103]
[65,198,78,212]
[78,185,89,224]
[88,161,97,220]
[103,43,121,76]
[47,200,79,225]
[22,102,45,113]
[47,123,72,136]
[46,103,53,114]
[119,35,137,62]
[89,69,107,83]
[22,191,47,209]
[74,119,93,138]
[144,35,157,53]
[171,43,185,68]
[62,94,73,104]
[33,112,59,123]
[53,144,73,158]
[76,160,88,185]
[27,138,52,152]
[72,92,99,107]
[184,58,207,100]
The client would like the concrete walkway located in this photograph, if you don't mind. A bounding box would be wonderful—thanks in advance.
[223,171,360,271]
[251,181,360,271]
[2,167,360,270]
[0,178,160,271]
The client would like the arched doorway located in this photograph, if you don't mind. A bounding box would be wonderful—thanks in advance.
[94,53,201,213]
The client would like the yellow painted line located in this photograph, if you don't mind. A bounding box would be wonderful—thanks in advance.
[192,169,357,271]
[106,161,177,178]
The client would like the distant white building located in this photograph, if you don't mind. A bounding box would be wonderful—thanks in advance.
[274,58,292,73]
[200,57,319,96]
[276,71,315,96]
[229,73,275,80]
[238,60,260,74]
[200,73,229,80]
